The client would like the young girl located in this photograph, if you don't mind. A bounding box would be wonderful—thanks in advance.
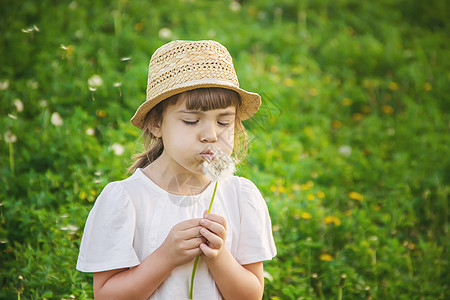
[77,40,276,299]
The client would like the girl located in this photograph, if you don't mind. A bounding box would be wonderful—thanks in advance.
[77,40,276,299]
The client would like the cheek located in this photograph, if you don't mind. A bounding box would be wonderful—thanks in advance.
[218,126,235,155]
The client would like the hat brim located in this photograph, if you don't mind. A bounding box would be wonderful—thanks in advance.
[131,78,261,129]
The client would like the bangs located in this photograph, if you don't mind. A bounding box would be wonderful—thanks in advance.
[178,88,241,111]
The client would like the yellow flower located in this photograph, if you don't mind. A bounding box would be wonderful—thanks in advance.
[316,191,325,199]
[283,78,294,87]
[349,191,364,202]
[270,185,277,192]
[323,216,341,226]
[320,253,334,261]
[278,186,286,194]
[352,113,364,121]
[301,212,312,220]
[308,88,319,96]
[382,105,394,115]
[423,82,432,92]
[388,81,399,91]
[342,98,352,106]
[292,184,301,192]
[362,105,371,113]
[331,120,342,129]
[306,194,315,201]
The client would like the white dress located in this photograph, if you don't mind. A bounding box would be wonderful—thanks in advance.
[77,168,276,299]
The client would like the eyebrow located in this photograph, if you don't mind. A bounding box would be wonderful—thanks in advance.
[178,110,236,117]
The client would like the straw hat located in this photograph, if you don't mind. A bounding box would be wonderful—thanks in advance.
[131,40,261,129]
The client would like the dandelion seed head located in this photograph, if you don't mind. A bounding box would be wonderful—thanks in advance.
[85,128,95,136]
[202,147,236,181]
[40,99,48,107]
[4,131,17,143]
[13,99,24,112]
[110,143,125,156]
[0,80,9,90]
[230,1,241,12]
[88,74,103,88]
[158,28,172,40]
[338,145,352,156]
[51,112,64,126]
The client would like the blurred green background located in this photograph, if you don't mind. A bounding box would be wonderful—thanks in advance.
[1,0,449,299]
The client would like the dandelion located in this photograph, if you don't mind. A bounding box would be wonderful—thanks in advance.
[388,81,399,91]
[316,191,325,199]
[308,88,319,96]
[283,78,294,87]
[158,28,172,40]
[382,105,394,115]
[0,80,9,90]
[349,191,364,202]
[323,216,341,226]
[306,194,315,201]
[331,120,342,129]
[5,131,17,174]
[190,147,235,299]
[4,131,17,143]
[39,99,48,107]
[88,74,103,88]
[230,1,241,12]
[51,112,64,126]
[13,99,24,112]
[27,80,39,89]
[301,212,312,220]
[85,128,95,136]
[338,145,352,157]
[423,82,432,92]
[110,143,125,156]
[352,113,364,121]
[319,253,333,261]
[60,224,79,235]
[342,98,352,106]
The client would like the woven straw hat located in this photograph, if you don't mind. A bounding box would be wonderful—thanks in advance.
[131,40,261,129]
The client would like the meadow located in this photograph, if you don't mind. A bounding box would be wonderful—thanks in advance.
[1,0,449,299]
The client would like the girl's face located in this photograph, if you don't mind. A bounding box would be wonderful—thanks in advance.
[154,97,236,178]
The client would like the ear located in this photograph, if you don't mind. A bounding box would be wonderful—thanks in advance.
[148,120,162,139]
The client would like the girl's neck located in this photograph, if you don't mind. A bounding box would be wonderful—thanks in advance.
[142,158,210,196]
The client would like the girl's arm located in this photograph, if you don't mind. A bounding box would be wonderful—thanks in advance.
[93,218,205,300]
[200,213,265,299]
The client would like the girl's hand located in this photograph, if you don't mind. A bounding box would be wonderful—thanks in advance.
[159,219,206,267]
[199,211,227,259]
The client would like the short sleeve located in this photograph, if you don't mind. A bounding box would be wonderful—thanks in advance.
[76,182,140,272]
[235,178,277,265]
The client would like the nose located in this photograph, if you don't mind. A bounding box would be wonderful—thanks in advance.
[200,123,218,143]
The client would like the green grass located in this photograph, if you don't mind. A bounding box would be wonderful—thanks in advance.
[1,0,449,299]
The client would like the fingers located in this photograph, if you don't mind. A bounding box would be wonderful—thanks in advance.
[200,214,227,239]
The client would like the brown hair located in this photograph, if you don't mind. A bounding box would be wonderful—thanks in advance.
[128,87,249,173]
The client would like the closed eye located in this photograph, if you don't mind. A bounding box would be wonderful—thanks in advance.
[182,120,199,125]
[218,121,231,127]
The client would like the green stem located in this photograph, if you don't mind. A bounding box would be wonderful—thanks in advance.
[189,181,219,299]
[208,181,218,213]
[9,142,15,175]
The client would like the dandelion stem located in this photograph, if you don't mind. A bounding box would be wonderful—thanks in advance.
[208,181,218,213]
[9,142,15,175]
[189,256,200,300]
[189,181,218,299]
